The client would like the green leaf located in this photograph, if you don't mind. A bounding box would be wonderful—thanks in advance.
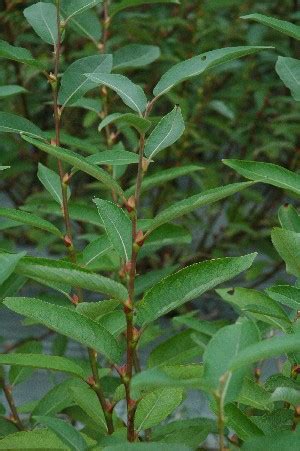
[0,39,42,68]
[242,429,300,450]
[216,287,292,332]
[238,377,273,411]
[85,73,147,115]
[70,383,107,430]
[0,417,18,438]
[266,285,300,310]
[0,353,85,379]
[144,106,185,159]
[241,13,300,40]
[203,320,259,403]
[38,163,71,206]
[93,199,132,262]
[137,253,256,325]
[103,444,192,451]
[223,159,300,196]
[21,135,123,196]
[135,388,183,431]
[81,236,113,268]
[148,181,254,233]
[68,10,101,44]
[9,341,42,386]
[0,85,27,98]
[271,387,300,406]
[225,404,264,441]
[12,255,128,300]
[252,408,294,434]
[76,299,120,319]
[61,0,102,22]
[135,265,179,296]
[98,113,151,134]
[0,112,44,139]
[110,0,180,18]
[24,2,58,45]
[151,418,216,448]
[230,333,300,371]
[32,379,74,417]
[4,297,122,362]
[271,227,300,277]
[0,207,62,237]
[113,44,160,70]
[153,46,272,96]
[58,55,113,108]
[148,182,251,233]
[33,416,87,451]
[0,251,26,285]
[125,165,203,197]
[0,429,70,449]
[276,57,300,101]
[114,364,203,400]
[87,149,140,166]
[278,204,300,232]
[148,329,202,368]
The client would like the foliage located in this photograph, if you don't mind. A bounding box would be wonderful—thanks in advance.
[0,0,300,450]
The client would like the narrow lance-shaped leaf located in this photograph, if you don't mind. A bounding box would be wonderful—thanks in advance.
[241,13,300,41]
[113,44,161,70]
[230,333,300,371]
[137,253,257,325]
[68,9,101,44]
[98,113,151,134]
[4,297,122,362]
[86,149,140,166]
[0,39,43,68]
[0,112,44,139]
[21,135,124,196]
[38,163,71,206]
[0,353,86,379]
[58,55,113,108]
[135,388,183,431]
[144,106,185,160]
[24,2,58,45]
[93,198,132,262]
[153,46,273,96]
[110,0,180,18]
[0,85,27,98]
[278,204,300,233]
[266,285,300,310]
[85,73,148,115]
[33,416,87,451]
[11,255,128,300]
[61,0,102,22]
[223,159,300,197]
[271,227,300,277]
[70,383,107,430]
[203,320,259,404]
[125,165,203,197]
[0,207,62,237]
[242,429,300,451]
[276,57,300,101]
[104,445,191,451]
[216,287,292,332]
[147,181,254,233]
[0,251,26,285]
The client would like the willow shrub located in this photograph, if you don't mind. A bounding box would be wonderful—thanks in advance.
[0,1,300,450]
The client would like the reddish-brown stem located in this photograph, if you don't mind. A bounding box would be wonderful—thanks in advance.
[123,98,159,441]
[88,349,114,434]
[50,1,114,435]
[0,377,25,431]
